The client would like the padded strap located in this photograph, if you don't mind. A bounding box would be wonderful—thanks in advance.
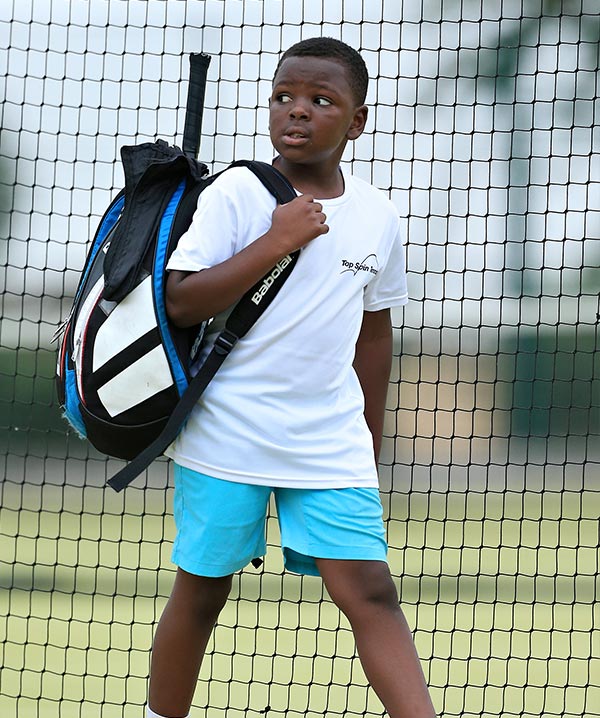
[230,159,297,204]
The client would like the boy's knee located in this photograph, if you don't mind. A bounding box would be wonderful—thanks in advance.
[173,569,233,621]
[319,560,400,617]
[346,577,399,616]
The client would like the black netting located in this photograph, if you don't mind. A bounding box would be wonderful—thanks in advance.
[1,2,598,717]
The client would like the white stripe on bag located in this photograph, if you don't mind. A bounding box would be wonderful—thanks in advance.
[93,275,159,370]
[97,345,173,418]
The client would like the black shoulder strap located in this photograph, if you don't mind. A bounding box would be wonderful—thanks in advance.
[107,162,298,492]
[230,159,297,204]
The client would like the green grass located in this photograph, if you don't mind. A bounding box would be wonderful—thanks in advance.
[1,482,598,718]
[1,337,598,716]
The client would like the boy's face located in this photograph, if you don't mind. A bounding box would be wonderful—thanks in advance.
[269,56,367,174]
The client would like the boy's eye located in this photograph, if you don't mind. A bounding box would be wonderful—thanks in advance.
[274,93,332,106]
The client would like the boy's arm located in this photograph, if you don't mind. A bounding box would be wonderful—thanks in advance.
[353,308,393,466]
[166,195,327,327]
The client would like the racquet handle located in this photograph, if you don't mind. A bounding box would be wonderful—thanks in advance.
[182,53,212,158]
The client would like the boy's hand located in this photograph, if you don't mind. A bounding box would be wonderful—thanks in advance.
[268,194,329,254]
[167,197,327,327]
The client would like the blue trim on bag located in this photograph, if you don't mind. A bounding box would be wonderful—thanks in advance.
[63,367,87,438]
[75,194,125,305]
[154,180,188,396]
[95,194,125,247]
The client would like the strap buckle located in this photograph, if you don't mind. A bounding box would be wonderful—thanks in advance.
[214,329,238,356]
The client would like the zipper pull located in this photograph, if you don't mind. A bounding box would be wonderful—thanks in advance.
[51,311,73,344]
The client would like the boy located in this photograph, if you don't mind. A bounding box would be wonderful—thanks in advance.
[147,37,436,718]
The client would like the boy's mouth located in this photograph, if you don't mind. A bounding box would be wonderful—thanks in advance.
[283,129,309,146]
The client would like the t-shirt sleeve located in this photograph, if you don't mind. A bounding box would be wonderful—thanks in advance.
[166,178,238,272]
[363,217,409,311]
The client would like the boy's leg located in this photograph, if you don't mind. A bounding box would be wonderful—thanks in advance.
[148,568,232,718]
[149,468,271,716]
[316,558,436,718]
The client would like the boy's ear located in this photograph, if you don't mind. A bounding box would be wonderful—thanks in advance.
[346,105,368,141]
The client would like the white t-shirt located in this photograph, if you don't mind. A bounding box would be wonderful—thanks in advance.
[165,166,408,488]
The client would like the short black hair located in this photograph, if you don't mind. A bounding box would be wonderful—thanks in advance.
[274,37,369,106]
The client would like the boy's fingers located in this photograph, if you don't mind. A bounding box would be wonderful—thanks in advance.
[282,193,313,205]
[273,194,329,240]
[307,200,326,221]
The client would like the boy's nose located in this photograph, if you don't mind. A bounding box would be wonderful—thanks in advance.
[289,101,310,119]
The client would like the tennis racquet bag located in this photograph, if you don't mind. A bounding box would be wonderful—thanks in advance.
[55,54,298,491]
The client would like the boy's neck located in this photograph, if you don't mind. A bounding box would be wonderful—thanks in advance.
[273,158,345,199]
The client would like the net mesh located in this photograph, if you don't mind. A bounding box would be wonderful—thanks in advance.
[1,1,599,717]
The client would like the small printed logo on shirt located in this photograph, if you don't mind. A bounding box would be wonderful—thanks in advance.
[340,254,379,276]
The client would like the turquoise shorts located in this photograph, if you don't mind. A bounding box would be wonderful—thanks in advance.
[171,465,388,577]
